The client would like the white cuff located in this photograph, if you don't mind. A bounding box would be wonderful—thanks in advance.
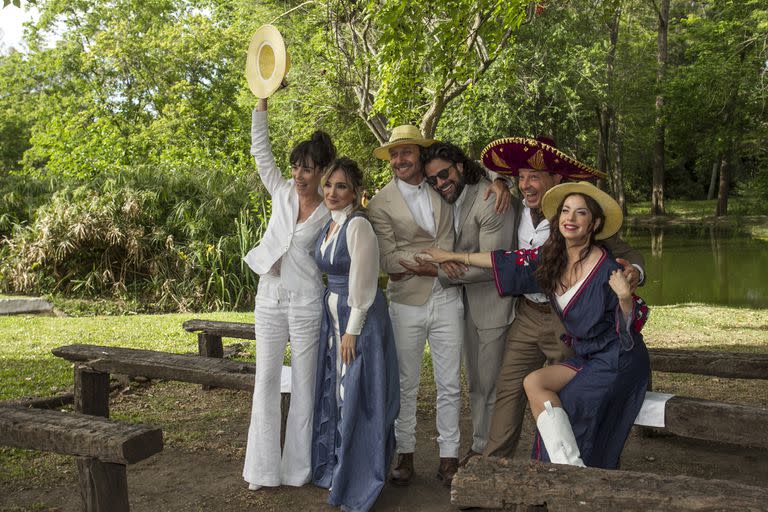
[346,307,367,336]
[633,264,645,286]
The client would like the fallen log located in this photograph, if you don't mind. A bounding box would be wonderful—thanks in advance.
[649,348,768,380]
[452,458,768,511]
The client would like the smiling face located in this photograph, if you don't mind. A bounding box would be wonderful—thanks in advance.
[388,144,424,185]
[291,159,322,198]
[323,168,356,211]
[558,194,601,244]
[424,158,464,204]
[518,168,561,210]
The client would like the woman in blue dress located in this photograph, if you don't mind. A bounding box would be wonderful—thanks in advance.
[421,181,649,469]
[311,157,400,511]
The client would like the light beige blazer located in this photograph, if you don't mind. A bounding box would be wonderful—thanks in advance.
[437,179,518,330]
[368,179,454,306]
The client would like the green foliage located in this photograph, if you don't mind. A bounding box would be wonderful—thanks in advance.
[0,168,265,311]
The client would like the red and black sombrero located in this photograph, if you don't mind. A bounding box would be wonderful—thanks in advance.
[480,136,606,182]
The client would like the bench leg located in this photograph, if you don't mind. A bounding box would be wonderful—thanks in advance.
[75,366,110,418]
[198,334,223,390]
[77,458,130,512]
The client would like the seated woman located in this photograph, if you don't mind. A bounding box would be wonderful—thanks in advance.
[421,182,649,469]
[311,158,400,511]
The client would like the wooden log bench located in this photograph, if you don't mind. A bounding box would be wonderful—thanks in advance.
[451,458,768,511]
[182,319,768,380]
[51,343,768,450]
[0,406,162,512]
[182,319,254,359]
[51,344,290,445]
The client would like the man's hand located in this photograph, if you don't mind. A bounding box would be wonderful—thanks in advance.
[441,261,468,280]
[484,178,512,214]
[340,333,357,365]
[389,272,412,282]
[616,258,640,293]
[399,257,438,277]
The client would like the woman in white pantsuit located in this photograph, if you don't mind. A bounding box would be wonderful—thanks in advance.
[243,97,336,489]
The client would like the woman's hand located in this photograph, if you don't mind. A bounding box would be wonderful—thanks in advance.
[609,269,633,316]
[418,247,456,264]
[341,333,357,365]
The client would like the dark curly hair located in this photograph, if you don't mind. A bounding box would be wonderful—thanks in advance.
[421,142,489,185]
[290,130,337,171]
[534,193,605,295]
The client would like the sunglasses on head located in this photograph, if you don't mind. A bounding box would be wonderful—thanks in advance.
[424,164,455,187]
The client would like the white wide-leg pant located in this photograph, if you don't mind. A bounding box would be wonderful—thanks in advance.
[243,280,323,488]
[389,286,463,458]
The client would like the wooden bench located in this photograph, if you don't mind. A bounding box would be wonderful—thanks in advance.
[452,458,768,511]
[51,343,768,450]
[182,319,254,359]
[51,344,290,445]
[182,319,768,380]
[0,406,162,512]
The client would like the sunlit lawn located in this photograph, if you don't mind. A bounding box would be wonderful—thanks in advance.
[1,304,766,402]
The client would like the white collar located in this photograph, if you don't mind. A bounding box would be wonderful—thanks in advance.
[330,204,355,225]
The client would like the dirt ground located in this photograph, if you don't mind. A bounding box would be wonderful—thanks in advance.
[2,378,768,512]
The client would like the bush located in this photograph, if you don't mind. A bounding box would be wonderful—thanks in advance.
[0,167,268,312]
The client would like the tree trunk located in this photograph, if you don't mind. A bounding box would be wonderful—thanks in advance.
[651,0,669,216]
[716,153,730,216]
[611,117,627,214]
[707,160,719,200]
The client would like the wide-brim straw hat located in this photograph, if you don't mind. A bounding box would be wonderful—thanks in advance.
[541,182,623,240]
[373,125,436,160]
[245,24,291,99]
[481,136,606,182]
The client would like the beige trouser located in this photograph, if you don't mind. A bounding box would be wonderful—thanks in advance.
[483,299,574,458]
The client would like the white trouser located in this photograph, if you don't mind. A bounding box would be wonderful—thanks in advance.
[389,286,463,458]
[243,279,323,487]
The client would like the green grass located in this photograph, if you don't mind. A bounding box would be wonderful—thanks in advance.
[627,198,768,218]
[0,311,251,400]
[1,305,765,402]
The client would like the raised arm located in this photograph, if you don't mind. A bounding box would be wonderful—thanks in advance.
[250,99,291,197]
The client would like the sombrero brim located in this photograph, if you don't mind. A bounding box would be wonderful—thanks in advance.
[245,24,289,99]
[541,182,623,240]
[480,137,606,181]
[373,138,436,160]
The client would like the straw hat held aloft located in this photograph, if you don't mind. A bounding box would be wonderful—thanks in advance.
[245,24,291,99]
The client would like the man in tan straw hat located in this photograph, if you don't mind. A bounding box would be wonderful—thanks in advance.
[367,125,510,487]
[478,136,646,461]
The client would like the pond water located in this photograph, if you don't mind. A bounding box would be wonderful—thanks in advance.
[622,225,768,308]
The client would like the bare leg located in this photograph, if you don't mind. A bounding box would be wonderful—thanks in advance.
[523,364,577,418]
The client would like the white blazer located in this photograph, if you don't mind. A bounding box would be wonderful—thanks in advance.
[243,110,329,292]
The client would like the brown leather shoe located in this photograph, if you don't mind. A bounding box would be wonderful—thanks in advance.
[457,449,482,468]
[389,452,414,486]
[436,457,459,487]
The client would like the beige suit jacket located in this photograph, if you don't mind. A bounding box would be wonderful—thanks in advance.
[438,180,518,330]
[368,179,454,306]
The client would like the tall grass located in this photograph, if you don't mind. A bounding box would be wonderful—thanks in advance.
[0,168,270,312]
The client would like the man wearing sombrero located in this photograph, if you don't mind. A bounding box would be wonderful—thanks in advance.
[367,126,510,487]
[479,136,646,460]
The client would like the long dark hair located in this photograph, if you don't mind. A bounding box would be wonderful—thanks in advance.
[421,142,488,185]
[290,131,337,170]
[534,193,605,295]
